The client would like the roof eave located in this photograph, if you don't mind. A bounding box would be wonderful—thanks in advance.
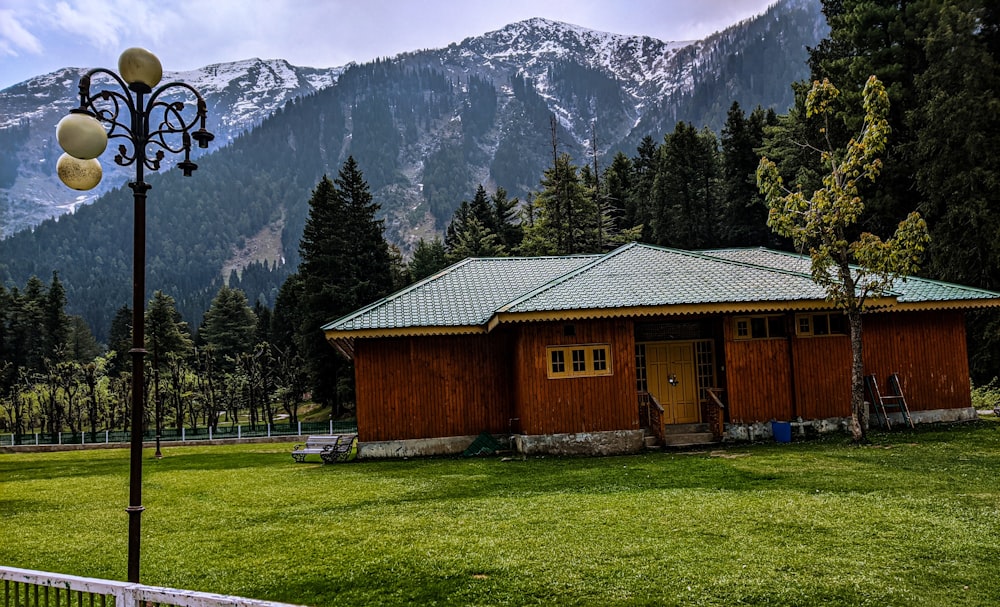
[324,325,487,341]
[882,299,1000,312]
[489,299,877,327]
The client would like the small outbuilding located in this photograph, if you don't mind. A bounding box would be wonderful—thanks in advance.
[323,243,1000,456]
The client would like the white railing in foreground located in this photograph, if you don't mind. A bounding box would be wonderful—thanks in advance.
[1,566,307,607]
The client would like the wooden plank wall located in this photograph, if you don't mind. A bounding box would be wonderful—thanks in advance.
[791,335,852,419]
[512,319,638,435]
[353,332,514,442]
[863,310,971,411]
[723,319,794,423]
[722,310,971,423]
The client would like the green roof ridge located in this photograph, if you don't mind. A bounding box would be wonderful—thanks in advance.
[701,246,1000,300]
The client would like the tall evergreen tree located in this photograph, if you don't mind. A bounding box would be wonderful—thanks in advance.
[650,122,722,249]
[408,237,449,282]
[491,187,523,252]
[910,0,1000,380]
[627,136,659,242]
[296,158,393,409]
[446,216,506,262]
[106,305,133,377]
[201,286,258,372]
[145,290,194,443]
[43,272,69,362]
[520,153,600,255]
[66,316,103,363]
[145,291,193,362]
[604,151,634,233]
[720,102,779,247]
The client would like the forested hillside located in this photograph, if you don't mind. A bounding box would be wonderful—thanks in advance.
[3,0,1000,439]
[0,0,823,341]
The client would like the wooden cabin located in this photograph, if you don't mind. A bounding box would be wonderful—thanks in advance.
[323,243,1000,456]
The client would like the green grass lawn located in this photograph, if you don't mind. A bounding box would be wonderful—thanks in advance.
[2,420,999,606]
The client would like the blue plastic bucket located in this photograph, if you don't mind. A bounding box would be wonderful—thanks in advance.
[771,421,792,443]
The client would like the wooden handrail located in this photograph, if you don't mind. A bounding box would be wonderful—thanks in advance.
[638,391,664,413]
[706,388,725,409]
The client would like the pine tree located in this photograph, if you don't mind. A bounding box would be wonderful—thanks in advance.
[106,305,133,377]
[910,0,1000,381]
[650,123,722,249]
[296,158,393,410]
[66,316,102,363]
[720,102,779,246]
[491,187,523,251]
[43,272,69,363]
[409,238,449,282]
[146,291,193,362]
[145,290,194,445]
[446,216,506,262]
[604,152,633,233]
[201,286,258,372]
[625,136,660,242]
[520,153,600,255]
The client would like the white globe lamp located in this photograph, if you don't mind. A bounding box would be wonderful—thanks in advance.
[57,153,103,191]
[56,112,108,160]
[118,47,163,89]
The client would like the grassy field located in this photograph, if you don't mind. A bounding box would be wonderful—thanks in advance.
[2,420,999,606]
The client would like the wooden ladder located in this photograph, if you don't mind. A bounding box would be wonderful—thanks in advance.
[864,373,915,430]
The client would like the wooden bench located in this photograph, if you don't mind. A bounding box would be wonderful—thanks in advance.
[291,434,358,464]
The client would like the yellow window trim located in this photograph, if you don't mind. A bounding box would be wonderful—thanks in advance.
[732,314,786,341]
[546,343,613,379]
[795,312,847,337]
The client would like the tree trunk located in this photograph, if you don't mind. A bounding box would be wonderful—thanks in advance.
[848,309,867,443]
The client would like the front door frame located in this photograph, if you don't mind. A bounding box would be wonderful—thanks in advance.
[639,340,706,425]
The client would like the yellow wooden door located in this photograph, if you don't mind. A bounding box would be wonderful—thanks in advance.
[645,342,700,424]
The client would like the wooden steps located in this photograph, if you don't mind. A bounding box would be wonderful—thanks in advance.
[644,423,718,449]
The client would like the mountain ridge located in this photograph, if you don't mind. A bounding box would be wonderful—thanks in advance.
[0,0,827,340]
[0,58,345,237]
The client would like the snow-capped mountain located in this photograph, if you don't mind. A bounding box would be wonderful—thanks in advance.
[0,0,827,339]
[0,1,824,241]
[0,58,344,237]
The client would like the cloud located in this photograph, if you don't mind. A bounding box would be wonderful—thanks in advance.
[0,9,43,56]
[52,0,127,50]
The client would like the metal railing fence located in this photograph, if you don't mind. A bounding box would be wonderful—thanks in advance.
[1,565,306,607]
[0,421,358,448]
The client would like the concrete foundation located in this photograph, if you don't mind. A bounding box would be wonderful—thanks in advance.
[724,407,980,442]
[512,429,644,456]
[358,435,486,458]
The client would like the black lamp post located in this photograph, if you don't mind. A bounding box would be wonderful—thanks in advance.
[56,47,213,584]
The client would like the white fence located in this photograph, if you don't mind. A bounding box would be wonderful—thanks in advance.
[0,566,306,607]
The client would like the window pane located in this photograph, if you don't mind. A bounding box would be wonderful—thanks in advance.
[736,319,749,338]
[551,350,565,373]
[798,316,811,334]
[635,345,647,391]
[572,349,586,372]
[593,348,607,371]
[814,314,829,335]
[750,317,768,339]
[768,316,786,338]
[829,314,846,335]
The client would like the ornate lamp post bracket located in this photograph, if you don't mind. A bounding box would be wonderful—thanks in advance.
[55,47,214,585]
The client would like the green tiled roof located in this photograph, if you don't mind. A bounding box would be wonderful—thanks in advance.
[499,243,831,313]
[323,254,598,332]
[701,247,1000,305]
[325,243,1000,336]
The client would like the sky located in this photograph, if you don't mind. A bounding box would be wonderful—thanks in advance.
[0,0,777,90]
